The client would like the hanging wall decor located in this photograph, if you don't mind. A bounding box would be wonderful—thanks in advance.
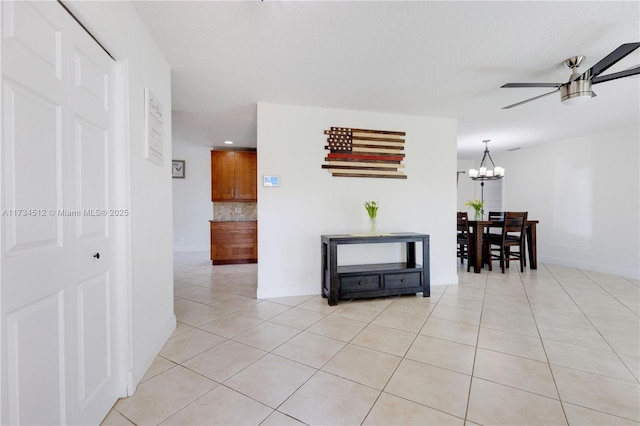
[144,88,164,166]
[321,127,407,179]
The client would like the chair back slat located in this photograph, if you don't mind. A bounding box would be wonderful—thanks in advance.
[457,211,469,233]
[488,211,505,221]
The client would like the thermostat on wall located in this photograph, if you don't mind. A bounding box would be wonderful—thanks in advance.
[263,175,280,187]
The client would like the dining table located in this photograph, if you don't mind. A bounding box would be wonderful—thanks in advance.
[468,219,539,273]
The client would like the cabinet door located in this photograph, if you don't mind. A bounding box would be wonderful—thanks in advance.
[234,152,257,201]
[211,151,235,201]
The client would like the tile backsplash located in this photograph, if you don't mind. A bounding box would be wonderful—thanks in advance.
[213,202,257,221]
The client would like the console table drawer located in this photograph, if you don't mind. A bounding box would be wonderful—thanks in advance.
[341,275,381,292]
[384,272,422,289]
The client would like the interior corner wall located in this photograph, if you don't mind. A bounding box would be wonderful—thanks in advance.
[496,125,640,279]
[256,103,458,299]
[65,1,175,389]
[172,114,213,252]
[456,158,476,211]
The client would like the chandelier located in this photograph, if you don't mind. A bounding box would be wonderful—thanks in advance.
[468,140,504,180]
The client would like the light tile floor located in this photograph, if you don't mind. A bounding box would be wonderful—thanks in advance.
[103,252,640,425]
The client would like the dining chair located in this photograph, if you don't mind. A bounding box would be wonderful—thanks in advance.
[457,212,472,272]
[484,211,505,237]
[488,211,528,273]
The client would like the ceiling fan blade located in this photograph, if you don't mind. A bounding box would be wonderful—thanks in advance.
[501,82,563,88]
[502,88,560,109]
[583,42,640,79]
[592,64,640,84]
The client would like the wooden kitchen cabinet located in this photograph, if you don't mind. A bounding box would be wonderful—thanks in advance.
[211,151,257,201]
[210,221,257,264]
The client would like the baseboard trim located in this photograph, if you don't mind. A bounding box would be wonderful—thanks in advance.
[130,313,176,392]
[538,256,640,280]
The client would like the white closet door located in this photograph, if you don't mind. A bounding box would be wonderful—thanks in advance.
[1,1,124,424]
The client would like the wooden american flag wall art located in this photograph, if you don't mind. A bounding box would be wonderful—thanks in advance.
[322,127,407,179]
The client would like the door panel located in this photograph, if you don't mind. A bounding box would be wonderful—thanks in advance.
[2,79,62,252]
[2,1,62,79]
[74,116,108,239]
[74,49,108,108]
[6,292,65,425]
[67,6,120,424]
[1,1,124,424]
[211,150,235,201]
[1,0,68,326]
[234,152,257,201]
[76,273,110,403]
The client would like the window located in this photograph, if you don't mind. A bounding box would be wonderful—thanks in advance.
[478,179,502,213]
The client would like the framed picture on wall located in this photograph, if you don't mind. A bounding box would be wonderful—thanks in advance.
[172,160,185,178]
[144,88,164,165]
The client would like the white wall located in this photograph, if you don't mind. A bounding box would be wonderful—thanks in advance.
[172,113,213,252]
[256,103,458,299]
[456,159,476,211]
[66,1,175,388]
[494,125,640,279]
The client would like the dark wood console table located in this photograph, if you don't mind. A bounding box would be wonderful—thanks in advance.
[321,233,430,306]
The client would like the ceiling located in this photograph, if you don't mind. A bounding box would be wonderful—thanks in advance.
[131,1,640,159]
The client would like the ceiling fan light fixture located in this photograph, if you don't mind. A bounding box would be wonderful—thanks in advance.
[561,78,593,105]
[501,43,640,108]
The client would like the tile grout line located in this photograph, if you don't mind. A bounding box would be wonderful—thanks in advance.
[115,256,637,425]
[518,263,569,425]
[544,266,640,385]
[358,292,441,425]
[576,268,640,318]
[266,295,396,425]
[462,266,489,424]
[157,263,281,424]
[527,264,640,422]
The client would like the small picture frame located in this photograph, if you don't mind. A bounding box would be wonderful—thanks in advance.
[172,160,185,178]
[263,175,280,187]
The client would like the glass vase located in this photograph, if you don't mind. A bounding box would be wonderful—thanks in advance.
[369,216,377,234]
[474,210,482,221]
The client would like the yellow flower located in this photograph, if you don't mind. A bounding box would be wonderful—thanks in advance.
[465,199,484,213]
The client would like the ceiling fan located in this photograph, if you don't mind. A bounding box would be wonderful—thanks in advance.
[501,42,640,109]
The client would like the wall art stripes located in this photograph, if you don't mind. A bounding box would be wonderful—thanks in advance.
[322,127,407,179]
